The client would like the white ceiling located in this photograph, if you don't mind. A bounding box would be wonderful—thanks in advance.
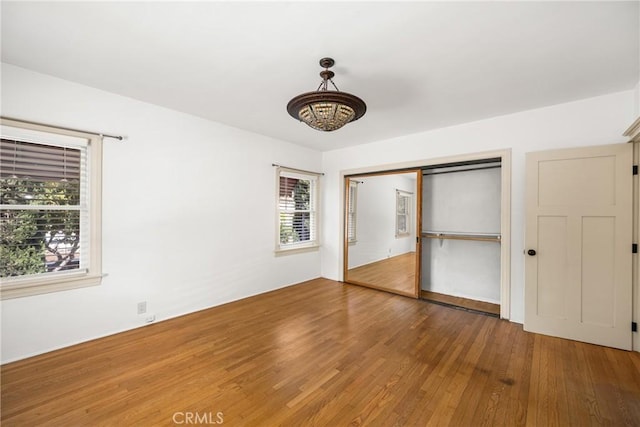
[1,1,638,152]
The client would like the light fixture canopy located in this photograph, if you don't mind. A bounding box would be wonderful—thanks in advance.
[287,58,366,132]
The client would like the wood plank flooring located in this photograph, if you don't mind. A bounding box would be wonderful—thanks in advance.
[2,278,640,426]
[346,252,416,296]
[346,253,500,316]
[421,290,501,316]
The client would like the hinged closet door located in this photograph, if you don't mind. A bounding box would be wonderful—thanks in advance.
[524,143,632,350]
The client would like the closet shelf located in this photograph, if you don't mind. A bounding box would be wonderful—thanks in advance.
[421,231,501,243]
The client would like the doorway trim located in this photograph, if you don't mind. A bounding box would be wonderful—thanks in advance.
[339,149,511,319]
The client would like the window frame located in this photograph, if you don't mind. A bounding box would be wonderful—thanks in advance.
[395,189,412,238]
[0,118,102,299]
[275,167,320,253]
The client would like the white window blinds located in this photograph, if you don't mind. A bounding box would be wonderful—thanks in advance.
[396,190,411,237]
[277,168,319,250]
[347,180,358,243]
[0,135,90,278]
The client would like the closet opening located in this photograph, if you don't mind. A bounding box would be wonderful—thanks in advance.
[341,149,511,319]
[421,158,502,316]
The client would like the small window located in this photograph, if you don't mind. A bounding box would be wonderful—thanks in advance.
[347,180,358,243]
[277,168,319,251]
[396,190,412,237]
[1,119,102,299]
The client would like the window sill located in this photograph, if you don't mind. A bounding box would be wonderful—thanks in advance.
[0,273,102,300]
[274,244,320,256]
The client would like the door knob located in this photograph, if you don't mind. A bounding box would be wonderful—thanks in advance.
[527,249,536,256]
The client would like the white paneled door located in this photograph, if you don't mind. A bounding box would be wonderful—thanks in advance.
[525,143,633,350]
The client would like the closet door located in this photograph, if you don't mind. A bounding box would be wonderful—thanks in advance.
[344,170,421,298]
[524,143,632,350]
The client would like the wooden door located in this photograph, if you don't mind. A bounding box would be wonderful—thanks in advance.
[524,143,633,350]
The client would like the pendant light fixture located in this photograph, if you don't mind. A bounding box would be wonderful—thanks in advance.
[287,58,366,132]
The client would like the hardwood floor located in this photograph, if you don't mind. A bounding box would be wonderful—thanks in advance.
[2,278,640,426]
[346,253,500,316]
[346,252,416,296]
[421,290,501,316]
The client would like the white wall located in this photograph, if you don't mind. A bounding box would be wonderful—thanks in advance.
[0,64,322,363]
[422,239,501,304]
[347,173,416,269]
[423,167,501,234]
[321,89,636,323]
[636,4,640,117]
[634,82,639,117]
[422,167,501,303]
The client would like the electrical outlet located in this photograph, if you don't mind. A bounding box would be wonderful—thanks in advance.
[137,301,147,315]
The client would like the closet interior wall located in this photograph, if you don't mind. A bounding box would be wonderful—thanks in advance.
[421,161,502,305]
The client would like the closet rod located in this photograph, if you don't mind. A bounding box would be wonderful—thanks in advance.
[422,165,501,176]
[421,231,501,243]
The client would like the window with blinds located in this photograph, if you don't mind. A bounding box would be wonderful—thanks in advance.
[347,180,358,243]
[396,190,412,237]
[277,168,319,250]
[1,138,86,276]
[0,119,102,299]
